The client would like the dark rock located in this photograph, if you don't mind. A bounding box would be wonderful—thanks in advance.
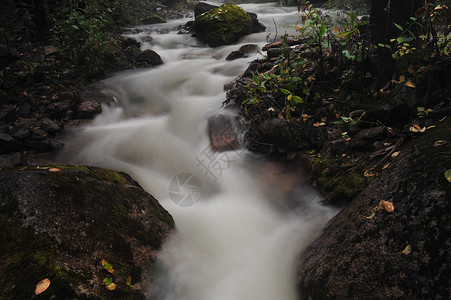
[0,132,21,152]
[140,49,164,66]
[0,44,8,57]
[226,50,245,61]
[298,120,451,300]
[77,100,102,119]
[79,87,116,106]
[18,101,32,118]
[349,126,386,149]
[208,113,243,152]
[10,118,36,140]
[44,45,59,55]
[125,45,143,59]
[239,44,258,54]
[47,101,72,116]
[31,128,49,140]
[267,48,284,59]
[40,117,60,133]
[247,12,266,33]
[122,37,141,48]
[0,167,174,299]
[194,2,217,17]
[0,105,17,123]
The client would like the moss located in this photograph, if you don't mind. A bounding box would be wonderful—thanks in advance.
[193,3,252,47]
[141,14,166,24]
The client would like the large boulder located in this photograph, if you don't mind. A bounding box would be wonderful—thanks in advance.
[0,166,174,299]
[297,119,451,299]
[193,3,253,47]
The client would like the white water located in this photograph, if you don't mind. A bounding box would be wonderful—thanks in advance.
[62,2,336,299]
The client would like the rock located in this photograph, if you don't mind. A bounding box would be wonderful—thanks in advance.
[139,49,164,66]
[226,50,244,61]
[349,126,386,149]
[194,2,217,17]
[239,44,258,54]
[0,166,174,299]
[208,113,243,152]
[267,48,284,59]
[18,101,32,118]
[10,118,36,140]
[44,45,59,55]
[193,3,253,47]
[141,14,167,25]
[298,119,451,299]
[40,117,60,133]
[0,132,21,153]
[79,87,116,106]
[77,100,102,119]
[47,101,72,117]
[247,12,266,33]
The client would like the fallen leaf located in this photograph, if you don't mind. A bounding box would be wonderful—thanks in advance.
[102,259,115,274]
[379,200,394,212]
[49,168,61,172]
[333,88,340,93]
[105,282,117,290]
[126,276,132,286]
[382,163,390,169]
[408,65,415,74]
[399,75,405,82]
[313,122,325,127]
[445,169,451,183]
[434,140,447,147]
[405,81,416,88]
[35,278,51,295]
[391,151,400,158]
[364,169,375,177]
[267,107,275,112]
[439,116,447,122]
[401,244,412,255]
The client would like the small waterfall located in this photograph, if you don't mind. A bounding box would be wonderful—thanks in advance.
[62,2,336,299]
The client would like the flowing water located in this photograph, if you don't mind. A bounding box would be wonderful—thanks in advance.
[62,2,336,299]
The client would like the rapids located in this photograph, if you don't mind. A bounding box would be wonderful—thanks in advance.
[62,2,337,299]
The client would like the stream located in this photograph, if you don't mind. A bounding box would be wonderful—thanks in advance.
[63,2,337,299]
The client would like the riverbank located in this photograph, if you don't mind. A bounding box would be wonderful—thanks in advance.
[0,0,191,168]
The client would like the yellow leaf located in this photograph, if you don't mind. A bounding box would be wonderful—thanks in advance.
[445,169,451,183]
[102,259,115,274]
[105,282,117,291]
[364,169,375,177]
[382,163,390,169]
[401,244,412,255]
[334,26,338,33]
[126,275,132,286]
[35,278,51,295]
[391,151,400,158]
[405,81,416,88]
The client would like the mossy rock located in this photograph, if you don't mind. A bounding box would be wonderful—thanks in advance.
[298,118,451,299]
[193,3,253,47]
[0,166,174,299]
[141,14,167,25]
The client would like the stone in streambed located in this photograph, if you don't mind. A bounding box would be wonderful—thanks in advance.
[0,166,174,299]
[193,3,253,47]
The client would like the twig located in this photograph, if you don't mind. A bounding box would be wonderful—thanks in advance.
[272,18,278,44]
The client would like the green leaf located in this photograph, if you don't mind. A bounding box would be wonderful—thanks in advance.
[410,17,417,21]
[445,169,451,182]
[280,88,291,95]
[393,23,403,31]
[365,211,376,219]
[319,25,326,37]
[72,25,79,30]
[103,278,113,286]
[292,96,303,103]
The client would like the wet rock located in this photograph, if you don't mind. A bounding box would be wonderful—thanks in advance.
[0,152,23,169]
[0,166,174,299]
[31,128,49,140]
[18,101,32,118]
[10,118,36,140]
[0,105,17,123]
[140,49,164,66]
[239,44,258,54]
[193,3,253,47]
[194,2,217,17]
[47,101,72,117]
[349,126,386,149]
[0,132,21,152]
[247,12,266,33]
[298,120,451,300]
[40,117,60,133]
[226,50,244,61]
[79,87,116,106]
[208,113,243,152]
[77,100,102,119]
[267,48,284,59]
